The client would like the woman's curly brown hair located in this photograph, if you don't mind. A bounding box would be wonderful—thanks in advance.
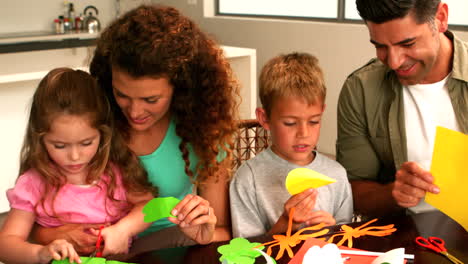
[90,5,239,185]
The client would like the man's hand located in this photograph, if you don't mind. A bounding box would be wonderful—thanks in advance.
[392,162,440,208]
[33,223,101,255]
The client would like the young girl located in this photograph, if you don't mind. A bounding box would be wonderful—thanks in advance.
[0,68,155,263]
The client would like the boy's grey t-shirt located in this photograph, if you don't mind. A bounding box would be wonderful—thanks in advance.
[230,147,353,238]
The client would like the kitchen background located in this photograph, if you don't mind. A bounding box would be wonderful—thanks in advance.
[0,0,153,34]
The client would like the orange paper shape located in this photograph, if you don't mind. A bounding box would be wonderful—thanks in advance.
[256,207,330,260]
[327,218,397,248]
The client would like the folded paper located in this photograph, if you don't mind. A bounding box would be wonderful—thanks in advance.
[426,126,468,231]
[285,168,336,195]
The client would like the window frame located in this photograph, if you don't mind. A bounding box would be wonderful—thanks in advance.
[215,0,468,31]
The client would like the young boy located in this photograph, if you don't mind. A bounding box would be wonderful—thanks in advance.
[230,52,353,238]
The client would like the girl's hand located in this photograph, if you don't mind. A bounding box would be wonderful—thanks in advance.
[91,224,129,256]
[38,239,81,264]
[168,194,217,244]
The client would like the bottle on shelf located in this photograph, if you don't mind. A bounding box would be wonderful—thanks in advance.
[63,17,71,32]
[57,16,65,34]
[68,3,76,30]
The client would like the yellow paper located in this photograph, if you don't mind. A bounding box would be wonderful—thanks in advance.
[285,168,336,195]
[426,126,468,231]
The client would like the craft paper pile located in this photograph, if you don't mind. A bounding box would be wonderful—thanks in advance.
[426,126,468,231]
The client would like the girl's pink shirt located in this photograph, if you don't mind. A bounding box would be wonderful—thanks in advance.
[6,168,130,227]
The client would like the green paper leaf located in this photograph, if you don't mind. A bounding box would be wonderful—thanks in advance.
[218,237,265,264]
[142,197,181,223]
[52,257,106,264]
[52,257,137,264]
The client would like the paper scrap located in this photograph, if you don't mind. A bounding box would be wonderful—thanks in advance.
[285,168,336,195]
[218,237,265,264]
[142,197,181,223]
[302,244,343,264]
[426,126,468,231]
[370,248,405,264]
[288,238,408,264]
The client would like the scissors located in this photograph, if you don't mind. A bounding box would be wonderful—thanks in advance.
[89,225,104,258]
[415,236,464,264]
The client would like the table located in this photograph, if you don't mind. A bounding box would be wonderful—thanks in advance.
[128,210,468,264]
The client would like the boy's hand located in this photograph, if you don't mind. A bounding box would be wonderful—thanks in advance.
[304,210,336,227]
[38,239,81,264]
[283,188,318,224]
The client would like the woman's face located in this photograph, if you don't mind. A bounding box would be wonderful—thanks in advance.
[111,67,174,133]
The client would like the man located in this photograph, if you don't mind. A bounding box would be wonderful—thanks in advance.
[336,0,468,218]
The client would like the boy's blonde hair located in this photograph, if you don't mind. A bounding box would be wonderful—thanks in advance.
[259,52,326,116]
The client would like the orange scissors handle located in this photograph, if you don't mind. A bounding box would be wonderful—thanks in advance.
[415,236,445,253]
[95,225,104,257]
[415,236,464,264]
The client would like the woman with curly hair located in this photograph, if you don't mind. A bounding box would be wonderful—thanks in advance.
[34,4,239,254]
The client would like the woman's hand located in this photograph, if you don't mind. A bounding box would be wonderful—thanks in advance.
[38,239,81,264]
[33,223,101,255]
[95,225,130,256]
[168,194,217,245]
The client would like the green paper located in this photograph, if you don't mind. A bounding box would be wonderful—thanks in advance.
[218,237,264,264]
[106,261,138,264]
[52,257,106,264]
[52,257,137,264]
[142,197,181,223]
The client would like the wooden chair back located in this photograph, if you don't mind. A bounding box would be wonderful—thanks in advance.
[232,119,270,170]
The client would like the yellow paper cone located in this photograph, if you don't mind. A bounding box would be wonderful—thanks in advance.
[285,168,336,195]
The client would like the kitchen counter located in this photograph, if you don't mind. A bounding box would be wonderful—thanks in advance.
[0,31,98,54]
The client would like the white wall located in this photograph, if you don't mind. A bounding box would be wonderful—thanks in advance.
[158,0,468,156]
[0,0,119,34]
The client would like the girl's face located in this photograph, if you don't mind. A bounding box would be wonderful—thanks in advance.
[43,114,100,184]
[111,68,174,133]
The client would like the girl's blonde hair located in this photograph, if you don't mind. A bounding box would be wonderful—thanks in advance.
[19,68,155,218]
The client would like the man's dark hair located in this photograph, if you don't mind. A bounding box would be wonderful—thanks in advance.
[356,0,440,24]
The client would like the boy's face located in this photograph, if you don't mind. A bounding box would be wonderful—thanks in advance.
[257,96,324,166]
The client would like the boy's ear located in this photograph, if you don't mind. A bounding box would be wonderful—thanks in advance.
[256,107,270,130]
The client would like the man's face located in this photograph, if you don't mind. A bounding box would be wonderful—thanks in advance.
[367,12,446,85]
